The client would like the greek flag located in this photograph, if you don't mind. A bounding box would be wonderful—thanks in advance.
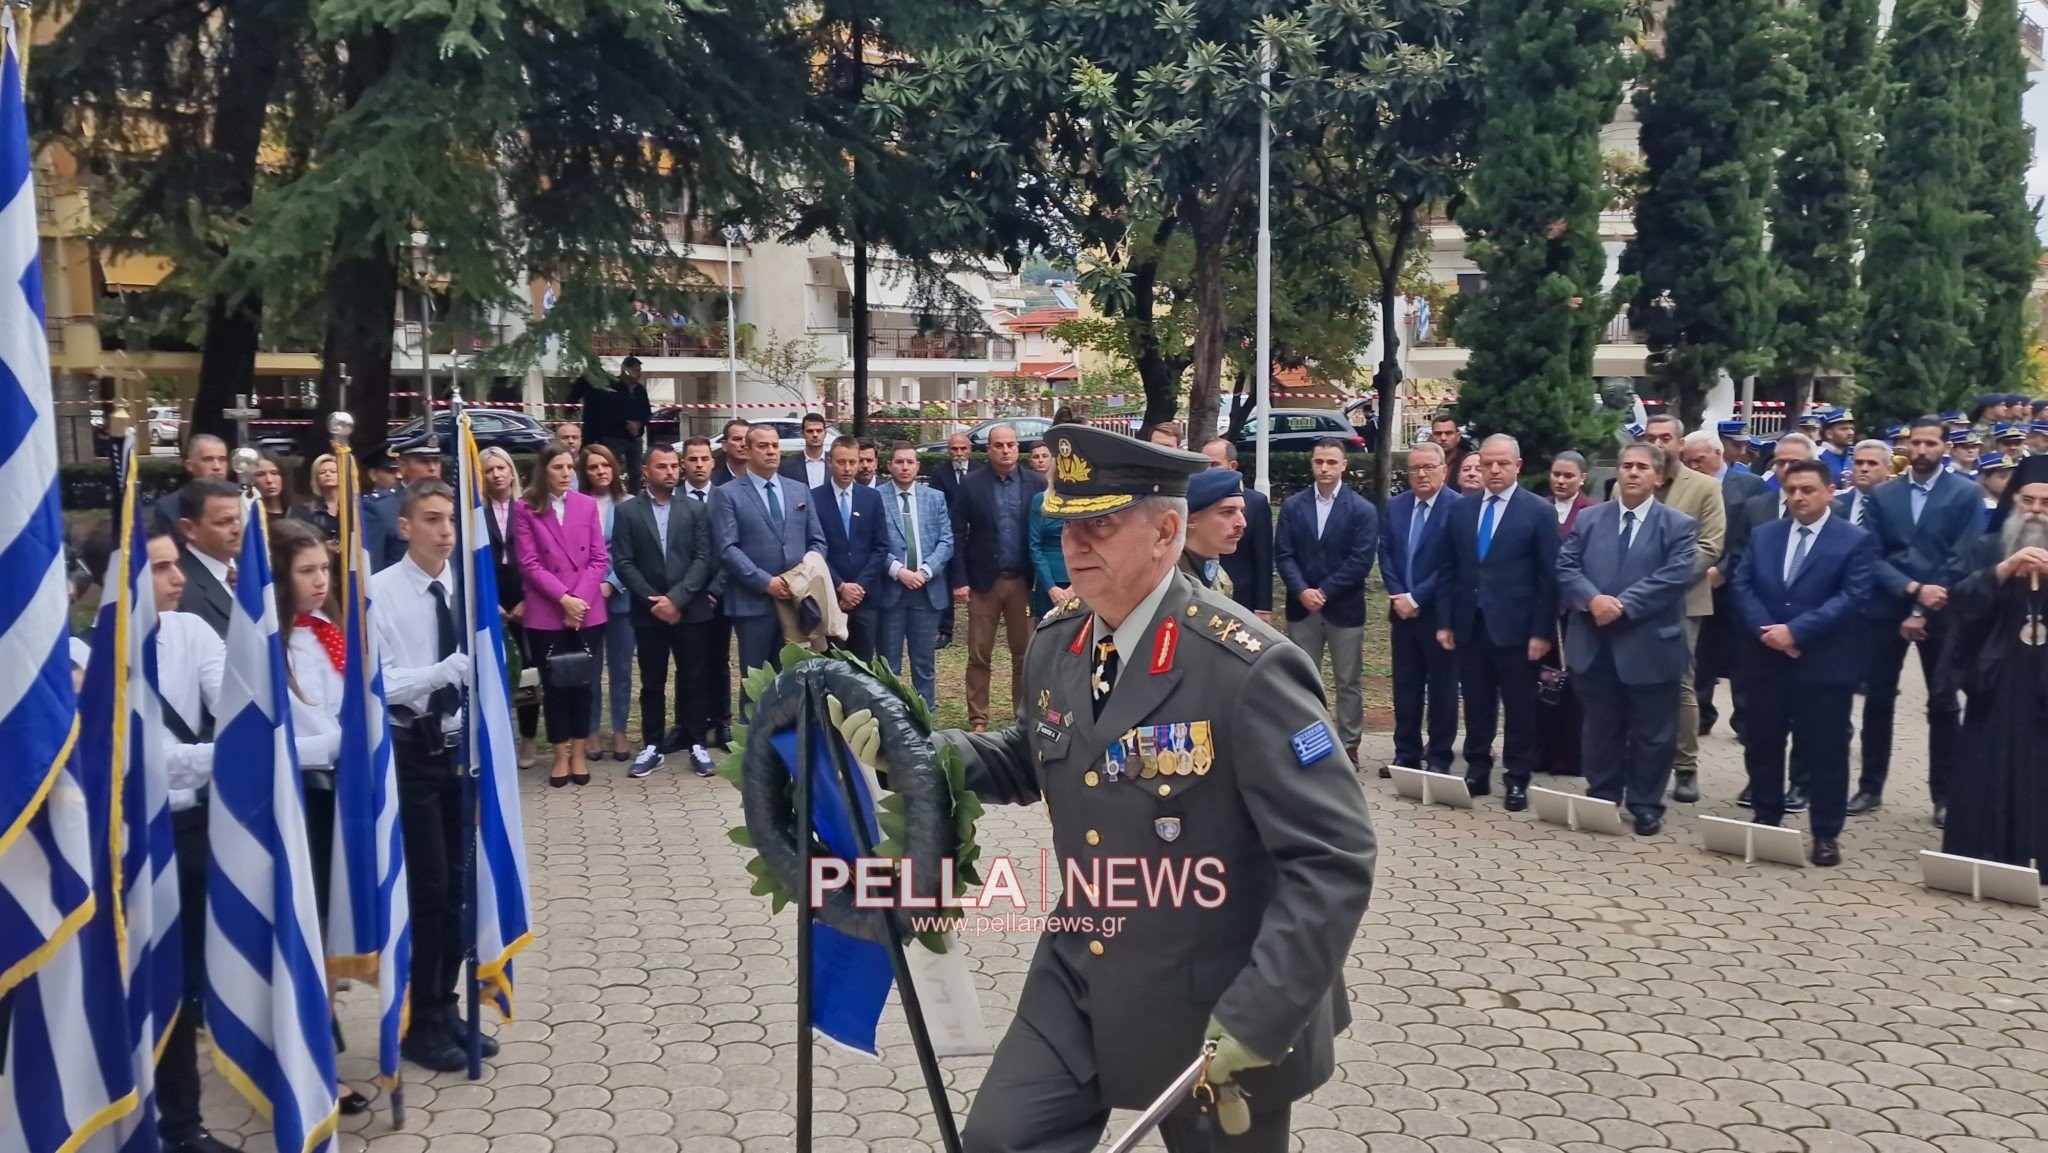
[0,15,139,1150]
[456,408,531,1017]
[1413,297,1432,343]
[325,448,410,1092]
[205,502,337,1153]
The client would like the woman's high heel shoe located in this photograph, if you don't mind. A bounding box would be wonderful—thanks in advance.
[570,770,591,786]
[548,772,570,788]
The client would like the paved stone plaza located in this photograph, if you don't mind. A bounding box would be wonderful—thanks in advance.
[203,665,2048,1153]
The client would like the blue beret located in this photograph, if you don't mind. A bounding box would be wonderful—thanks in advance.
[1186,466,1245,513]
[1716,419,1746,436]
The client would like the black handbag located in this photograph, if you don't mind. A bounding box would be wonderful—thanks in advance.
[544,632,598,691]
[1535,627,1569,705]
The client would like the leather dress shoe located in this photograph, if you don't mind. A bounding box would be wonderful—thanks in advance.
[1503,783,1529,812]
[1738,785,1753,808]
[1464,774,1492,798]
[165,1131,241,1153]
[1845,791,1882,816]
[1783,786,1808,814]
[1810,838,1841,867]
[1932,803,1947,829]
[1347,747,1361,770]
[401,1024,468,1073]
[1634,814,1663,836]
[437,1006,499,1058]
[1377,762,1395,779]
[1671,772,1700,804]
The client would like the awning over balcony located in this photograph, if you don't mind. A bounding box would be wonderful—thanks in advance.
[98,251,174,290]
[689,257,744,291]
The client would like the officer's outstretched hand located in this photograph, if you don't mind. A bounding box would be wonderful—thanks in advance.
[1202,1018,1272,1083]
[825,694,882,774]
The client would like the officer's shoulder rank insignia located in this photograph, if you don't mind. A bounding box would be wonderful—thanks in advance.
[1187,603,1271,663]
[1290,722,1336,766]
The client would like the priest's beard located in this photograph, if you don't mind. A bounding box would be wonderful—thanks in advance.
[2000,512,2048,557]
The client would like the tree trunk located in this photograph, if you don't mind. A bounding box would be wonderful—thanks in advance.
[1186,229,1226,446]
[1371,204,1415,507]
[1789,371,1815,421]
[317,29,399,460]
[186,0,311,444]
[852,237,870,434]
[1124,235,1188,430]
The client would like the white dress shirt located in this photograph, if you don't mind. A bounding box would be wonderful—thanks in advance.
[191,547,234,588]
[1091,567,1178,691]
[286,611,345,769]
[551,493,569,525]
[370,554,466,733]
[803,453,829,489]
[1554,496,1576,525]
[1783,507,1831,583]
[159,610,226,812]
[1313,485,1340,536]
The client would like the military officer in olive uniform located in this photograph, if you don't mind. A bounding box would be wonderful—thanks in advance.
[1177,466,1248,597]
[937,425,1377,1153]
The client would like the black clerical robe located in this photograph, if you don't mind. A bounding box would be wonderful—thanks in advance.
[1938,563,2048,880]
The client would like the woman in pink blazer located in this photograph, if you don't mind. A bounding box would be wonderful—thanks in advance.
[515,441,610,786]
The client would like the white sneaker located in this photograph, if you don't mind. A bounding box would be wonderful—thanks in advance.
[628,745,664,779]
[691,744,715,777]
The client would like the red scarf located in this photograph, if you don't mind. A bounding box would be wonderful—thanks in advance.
[297,614,346,674]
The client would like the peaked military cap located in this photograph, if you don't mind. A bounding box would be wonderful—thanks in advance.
[1947,427,1980,445]
[1716,419,1747,436]
[1980,450,2016,472]
[1041,423,1212,519]
[1996,422,2028,440]
[1823,409,1856,426]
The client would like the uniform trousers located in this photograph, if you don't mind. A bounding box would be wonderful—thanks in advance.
[1388,614,1457,771]
[1743,662,1853,839]
[963,1007,1291,1153]
[966,574,1033,728]
[1290,611,1365,751]
[635,617,723,749]
[1457,612,1541,787]
[1576,646,1681,823]
[396,741,469,1017]
[1858,620,1959,802]
[157,805,212,1143]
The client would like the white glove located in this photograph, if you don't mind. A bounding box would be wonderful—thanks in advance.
[436,652,472,687]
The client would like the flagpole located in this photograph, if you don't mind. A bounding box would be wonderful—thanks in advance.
[450,384,485,1081]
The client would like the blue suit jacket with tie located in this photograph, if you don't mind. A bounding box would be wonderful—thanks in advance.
[1731,514,1878,687]
[877,482,955,611]
[1378,488,1457,622]
[1275,485,1378,628]
[709,472,829,619]
[814,482,890,597]
[1860,471,1985,621]
[1556,500,1699,684]
[1435,487,1561,648]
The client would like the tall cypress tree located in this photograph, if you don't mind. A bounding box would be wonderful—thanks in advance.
[1859,0,1976,427]
[1765,0,1877,414]
[1619,0,1782,425]
[1963,0,2041,398]
[1447,0,1631,465]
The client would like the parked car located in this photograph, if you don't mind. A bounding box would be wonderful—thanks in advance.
[918,416,1053,454]
[388,409,553,456]
[149,405,180,446]
[1229,409,1366,453]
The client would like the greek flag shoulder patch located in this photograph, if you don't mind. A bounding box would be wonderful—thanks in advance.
[1290,722,1335,767]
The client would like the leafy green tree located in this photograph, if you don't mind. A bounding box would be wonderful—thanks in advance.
[1858,0,1977,427]
[1962,0,2041,399]
[1448,0,1633,465]
[1764,0,1877,414]
[1620,0,1783,425]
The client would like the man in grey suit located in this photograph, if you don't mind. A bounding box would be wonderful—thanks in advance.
[710,423,828,713]
[875,441,954,709]
[612,444,715,778]
[1557,444,1700,834]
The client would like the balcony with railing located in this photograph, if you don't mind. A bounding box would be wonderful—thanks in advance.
[2024,14,2043,64]
[590,324,740,359]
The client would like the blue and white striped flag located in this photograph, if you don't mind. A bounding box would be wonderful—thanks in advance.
[456,409,531,1017]
[205,501,337,1153]
[0,15,141,1151]
[326,448,410,1093]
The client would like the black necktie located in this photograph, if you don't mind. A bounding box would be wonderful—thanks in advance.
[1092,638,1119,719]
[1618,509,1637,561]
[429,581,461,716]
[693,488,706,502]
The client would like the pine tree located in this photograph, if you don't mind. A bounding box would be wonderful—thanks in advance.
[1619,0,1783,425]
[1765,0,1877,414]
[1962,0,2041,399]
[1448,0,1631,465]
[1859,0,1976,428]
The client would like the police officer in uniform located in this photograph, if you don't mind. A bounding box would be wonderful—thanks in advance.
[1178,467,1247,596]
[935,425,1377,1152]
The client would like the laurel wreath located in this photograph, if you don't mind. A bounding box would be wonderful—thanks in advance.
[716,642,986,953]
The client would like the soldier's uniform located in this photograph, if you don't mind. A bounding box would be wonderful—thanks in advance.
[938,426,1375,1153]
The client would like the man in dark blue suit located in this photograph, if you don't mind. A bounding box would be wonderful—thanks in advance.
[815,436,891,662]
[1436,434,1560,811]
[1557,444,1700,834]
[1201,438,1275,619]
[1276,438,1379,766]
[1732,459,1878,867]
[1377,441,1459,776]
[1848,416,1985,824]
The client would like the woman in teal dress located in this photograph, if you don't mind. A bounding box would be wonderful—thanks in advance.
[1027,442,1070,617]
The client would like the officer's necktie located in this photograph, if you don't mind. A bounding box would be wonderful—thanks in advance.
[1618,509,1637,562]
[840,489,852,535]
[1477,495,1500,560]
[1091,638,1119,719]
[900,491,919,570]
[1786,525,1813,585]
[428,580,461,717]
[764,480,783,528]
